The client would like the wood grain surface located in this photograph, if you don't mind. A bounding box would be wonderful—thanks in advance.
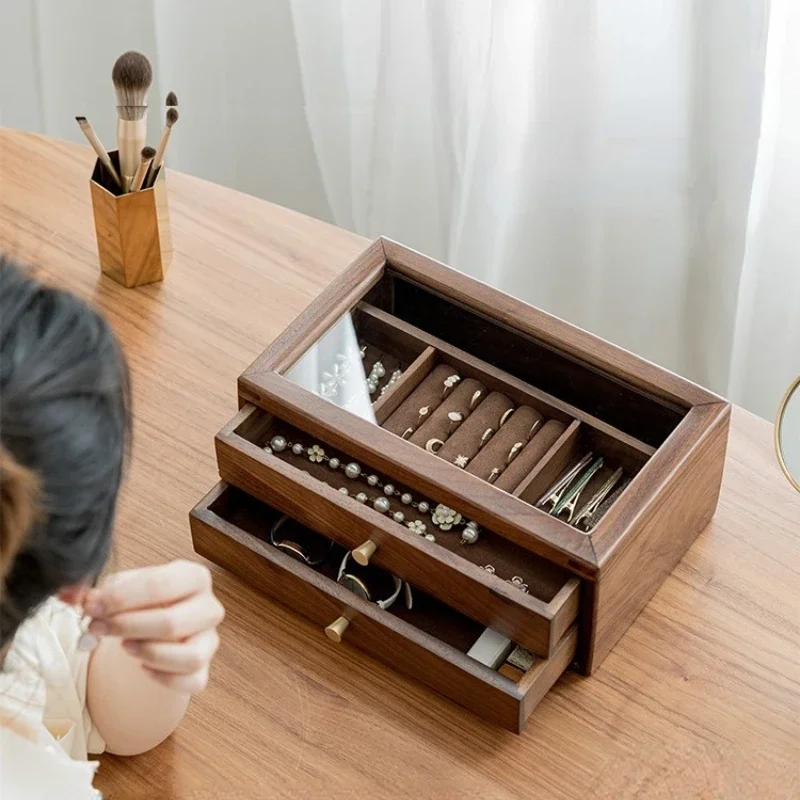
[2,128,799,799]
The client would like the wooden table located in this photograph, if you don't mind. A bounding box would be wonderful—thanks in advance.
[2,128,799,800]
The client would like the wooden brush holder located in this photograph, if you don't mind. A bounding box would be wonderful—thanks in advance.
[89,151,172,288]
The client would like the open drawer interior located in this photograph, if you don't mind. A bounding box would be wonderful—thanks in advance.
[280,299,656,534]
[191,482,578,732]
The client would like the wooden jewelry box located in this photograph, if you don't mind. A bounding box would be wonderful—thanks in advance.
[190,238,730,732]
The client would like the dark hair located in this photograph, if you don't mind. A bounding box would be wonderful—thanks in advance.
[0,257,130,647]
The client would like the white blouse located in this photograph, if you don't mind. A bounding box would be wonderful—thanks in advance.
[0,598,105,799]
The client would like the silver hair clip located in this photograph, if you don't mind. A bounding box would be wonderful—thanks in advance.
[574,468,624,531]
[552,457,605,522]
[537,453,594,511]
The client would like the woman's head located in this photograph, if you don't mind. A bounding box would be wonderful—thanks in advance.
[0,258,130,647]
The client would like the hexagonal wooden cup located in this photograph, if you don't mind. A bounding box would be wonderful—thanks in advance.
[89,151,172,288]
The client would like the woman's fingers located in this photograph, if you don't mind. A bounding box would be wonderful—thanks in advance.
[144,665,211,695]
[87,560,211,617]
[90,592,225,640]
[123,629,220,675]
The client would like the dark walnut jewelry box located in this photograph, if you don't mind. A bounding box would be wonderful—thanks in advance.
[190,238,730,733]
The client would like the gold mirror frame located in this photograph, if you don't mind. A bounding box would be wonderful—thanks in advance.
[774,375,800,493]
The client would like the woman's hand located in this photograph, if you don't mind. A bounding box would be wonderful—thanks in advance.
[85,560,225,694]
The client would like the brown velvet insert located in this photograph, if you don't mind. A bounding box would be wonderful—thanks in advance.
[466,407,543,481]
[495,419,568,492]
[266,423,570,601]
[382,364,456,436]
[409,378,486,447]
[437,392,516,467]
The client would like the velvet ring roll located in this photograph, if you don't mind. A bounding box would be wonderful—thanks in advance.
[437,392,515,468]
[383,364,456,437]
[409,378,485,447]
[466,407,543,482]
[494,419,567,491]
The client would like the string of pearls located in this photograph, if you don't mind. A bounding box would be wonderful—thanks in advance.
[266,435,480,545]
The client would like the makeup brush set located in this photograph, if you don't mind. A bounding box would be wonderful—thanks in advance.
[82,51,177,287]
[77,51,178,194]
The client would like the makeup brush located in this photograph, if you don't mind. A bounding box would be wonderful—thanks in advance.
[112,51,153,191]
[145,108,178,189]
[165,91,178,108]
[75,116,122,189]
[130,146,157,192]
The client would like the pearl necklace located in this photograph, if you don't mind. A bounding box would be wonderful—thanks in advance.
[266,435,480,545]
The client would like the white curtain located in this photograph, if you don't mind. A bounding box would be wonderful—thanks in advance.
[2,0,799,424]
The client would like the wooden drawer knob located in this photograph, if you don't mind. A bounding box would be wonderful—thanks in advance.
[352,539,378,566]
[325,616,350,643]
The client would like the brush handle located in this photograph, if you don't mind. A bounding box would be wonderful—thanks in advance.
[117,116,147,192]
[130,158,154,192]
[145,125,173,189]
[78,123,122,188]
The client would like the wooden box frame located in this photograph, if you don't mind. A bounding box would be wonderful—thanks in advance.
[228,237,730,674]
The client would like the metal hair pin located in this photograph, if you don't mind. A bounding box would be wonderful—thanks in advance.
[573,467,624,531]
[537,453,594,511]
[552,457,605,523]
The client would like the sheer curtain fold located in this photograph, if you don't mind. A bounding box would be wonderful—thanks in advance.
[2,0,798,422]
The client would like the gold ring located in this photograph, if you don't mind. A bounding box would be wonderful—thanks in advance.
[499,408,515,426]
[507,442,524,465]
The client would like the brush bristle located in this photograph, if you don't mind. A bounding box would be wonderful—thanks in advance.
[75,115,87,124]
[166,91,178,107]
[166,108,179,127]
[112,51,153,105]
[141,146,157,161]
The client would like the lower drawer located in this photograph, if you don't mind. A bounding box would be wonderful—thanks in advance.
[190,482,577,733]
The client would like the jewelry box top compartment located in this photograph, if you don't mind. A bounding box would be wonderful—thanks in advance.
[238,247,684,574]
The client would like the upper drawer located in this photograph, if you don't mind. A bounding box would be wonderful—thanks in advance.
[190,482,578,733]
[216,404,580,659]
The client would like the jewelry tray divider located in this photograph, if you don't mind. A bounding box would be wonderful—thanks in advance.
[233,237,730,673]
[216,404,581,658]
[191,482,578,732]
